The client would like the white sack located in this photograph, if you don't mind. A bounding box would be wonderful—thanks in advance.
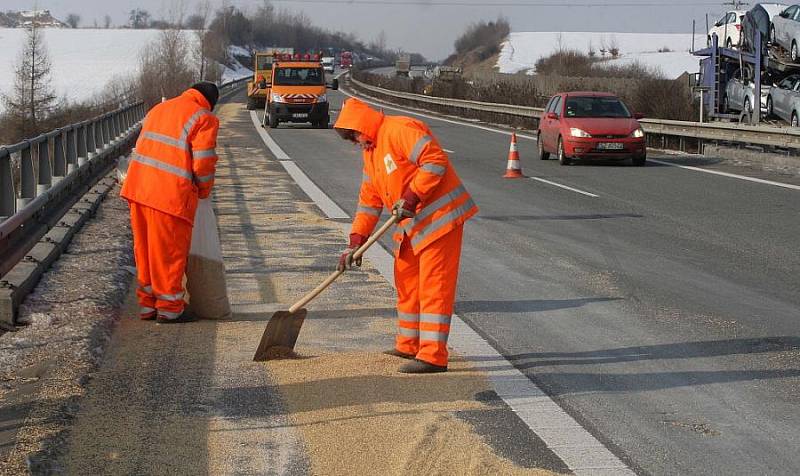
[186,198,232,319]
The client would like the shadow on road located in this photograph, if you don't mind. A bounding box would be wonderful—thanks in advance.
[456,297,620,314]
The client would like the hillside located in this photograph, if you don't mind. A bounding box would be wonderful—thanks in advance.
[498,31,705,79]
[0,28,251,112]
[0,10,66,28]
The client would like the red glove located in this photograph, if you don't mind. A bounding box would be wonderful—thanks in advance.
[392,189,420,218]
[338,233,367,271]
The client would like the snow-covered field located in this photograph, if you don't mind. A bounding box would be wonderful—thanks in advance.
[497,31,707,79]
[0,28,251,110]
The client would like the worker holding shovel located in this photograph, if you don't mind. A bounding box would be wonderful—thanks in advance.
[334,97,477,373]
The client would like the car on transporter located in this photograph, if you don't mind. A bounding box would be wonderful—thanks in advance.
[765,73,800,125]
[708,10,746,48]
[771,4,800,62]
[537,92,647,166]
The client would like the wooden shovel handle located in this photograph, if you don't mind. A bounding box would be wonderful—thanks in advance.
[288,215,400,313]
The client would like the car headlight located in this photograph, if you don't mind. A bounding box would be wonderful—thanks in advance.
[570,128,592,138]
[631,128,644,138]
[316,94,327,103]
[271,93,283,103]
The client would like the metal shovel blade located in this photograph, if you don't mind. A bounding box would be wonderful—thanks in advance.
[253,308,307,361]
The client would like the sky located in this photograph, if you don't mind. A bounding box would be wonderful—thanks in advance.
[3,0,736,60]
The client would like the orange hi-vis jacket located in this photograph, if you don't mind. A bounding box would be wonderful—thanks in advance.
[335,98,477,254]
[121,88,220,224]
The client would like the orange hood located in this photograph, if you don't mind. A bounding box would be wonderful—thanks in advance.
[334,98,384,142]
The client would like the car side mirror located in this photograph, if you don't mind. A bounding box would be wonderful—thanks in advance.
[634,112,645,119]
[258,79,268,89]
[546,112,558,120]
[329,78,339,90]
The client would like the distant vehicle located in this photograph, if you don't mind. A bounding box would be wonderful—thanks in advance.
[264,53,338,129]
[766,73,800,124]
[395,54,411,77]
[771,4,800,61]
[322,56,335,73]
[741,3,788,56]
[339,51,353,69]
[537,92,646,166]
[723,67,770,114]
[247,47,294,110]
[708,10,746,48]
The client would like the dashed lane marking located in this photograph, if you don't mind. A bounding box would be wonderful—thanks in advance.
[530,176,599,198]
[649,158,800,192]
[251,111,635,476]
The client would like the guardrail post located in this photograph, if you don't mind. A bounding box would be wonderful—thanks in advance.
[0,152,14,221]
[87,122,98,160]
[113,112,121,140]
[66,127,78,174]
[78,123,89,166]
[37,137,52,196]
[53,131,66,184]
[18,147,35,209]
[103,116,111,147]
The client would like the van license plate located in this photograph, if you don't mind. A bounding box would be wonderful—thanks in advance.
[292,113,308,118]
[598,142,623,150]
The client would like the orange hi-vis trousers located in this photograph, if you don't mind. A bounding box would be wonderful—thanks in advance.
[129,202,192,320]
[394,224,463,367]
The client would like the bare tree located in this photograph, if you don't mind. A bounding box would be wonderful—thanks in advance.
[192,0,213,81]
[65,13,80,28]
[104,15,112,29]
[130,9,151,29]
[609,35,620,58]
[2,22,59,138]
[137,29,195,106]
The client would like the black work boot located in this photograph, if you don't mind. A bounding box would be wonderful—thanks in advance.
[383,349,415,359]
[398,358,447,374]
[156,311,197,324]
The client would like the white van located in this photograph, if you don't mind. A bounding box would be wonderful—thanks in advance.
[322,57,335,73]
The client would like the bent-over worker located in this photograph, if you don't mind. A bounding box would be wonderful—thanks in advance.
[334,97,477,373]
[121,82,220,323]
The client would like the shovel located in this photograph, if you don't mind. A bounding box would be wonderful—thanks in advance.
[253,215,400,361]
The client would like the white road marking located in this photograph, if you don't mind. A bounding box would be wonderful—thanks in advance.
[530,176,599,198]
[250,111,349,219]
[649,158,800,192]
[250,112,633,475]
[339,87,539,140]
[443,148,455,153]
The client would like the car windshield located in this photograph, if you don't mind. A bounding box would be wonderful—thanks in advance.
[273,67,324,86]
[564,96,631,118]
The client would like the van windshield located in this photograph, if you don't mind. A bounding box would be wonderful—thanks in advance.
[273,67,324,86]
[256,56,273,70]
[564,96,631,118]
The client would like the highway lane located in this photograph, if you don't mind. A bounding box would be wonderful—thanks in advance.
[247,88,800,475]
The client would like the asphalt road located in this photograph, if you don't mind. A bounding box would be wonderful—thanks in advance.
[250,88,800,475]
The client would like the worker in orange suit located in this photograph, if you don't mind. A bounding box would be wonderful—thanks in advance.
[334,97,477,373]
[121,82,220,323]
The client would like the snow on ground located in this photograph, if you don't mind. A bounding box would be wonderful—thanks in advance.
[0,28,252,111]
[221,49,252,83]
[497,31,707,79]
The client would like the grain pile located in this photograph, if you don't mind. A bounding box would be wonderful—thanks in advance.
[266,351,560,476]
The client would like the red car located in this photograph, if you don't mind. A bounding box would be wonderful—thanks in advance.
[537,92,647,166]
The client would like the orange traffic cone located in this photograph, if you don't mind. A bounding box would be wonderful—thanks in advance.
[503,132,524,178]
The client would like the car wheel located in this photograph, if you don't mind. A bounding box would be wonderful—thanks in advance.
[707,36,712,47]
[744,97,752,114]
[246,96,257,110]
[792,41,798,62]
[792,112,799,127]
[767,96,774,117]
[722,94,729,113]
[268,111,279,128]
[537,133,549,160]
[726,38,732,49]
[557,137,571,166]
[771,26,776,45]
[632,155,646,167]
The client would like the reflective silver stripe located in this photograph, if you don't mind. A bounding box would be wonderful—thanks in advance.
[362,172,370,183]
[398,327,420,338]
[131,152,193,181]
[195,173,215,183]
[420,330,449,342]
[409,135,432,164]
[193,148,217,159]
[399,184,467,233]
[411,197,475,249]
[357,204,382,217]
[138,284,153,294]
[421,163,446,176]
[398,311,420,322]
[140,306,156,314]
[156,292,185,302]
[158,310,181,319]
[421,313,451,324]
[143,131,187,150]
[181,109,210,142]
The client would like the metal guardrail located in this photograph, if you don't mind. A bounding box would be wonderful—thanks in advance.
[349,76,800,151]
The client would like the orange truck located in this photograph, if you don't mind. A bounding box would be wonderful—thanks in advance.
[262,53,339,129]
[247,48,294,110]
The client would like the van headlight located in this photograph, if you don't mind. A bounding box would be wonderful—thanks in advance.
[570,128,592,138]
[631,128,644,138]
[271,93,283,103]
[316,94,327,103]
